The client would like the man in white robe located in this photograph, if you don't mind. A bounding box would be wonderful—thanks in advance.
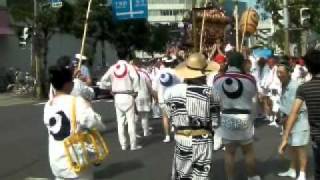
[99,51,141,151]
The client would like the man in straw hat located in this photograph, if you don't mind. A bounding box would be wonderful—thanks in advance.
[99,48,142,151]
[163,53,221,180]
[213,52,261,180]
[49,56,95,102]
[73,53,92,86]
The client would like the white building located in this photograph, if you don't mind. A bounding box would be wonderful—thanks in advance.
[253,18,275,47]
[147,0,193,24]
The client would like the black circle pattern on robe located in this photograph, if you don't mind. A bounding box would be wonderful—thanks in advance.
[48,111,71,141]
[222,77,244,99]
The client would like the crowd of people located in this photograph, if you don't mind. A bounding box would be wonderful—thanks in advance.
[44,44,320,180]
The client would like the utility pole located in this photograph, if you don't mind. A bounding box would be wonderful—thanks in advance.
[301,30,309,56]
[283,0,290,55]
[32,0,41,98]
[33,0,45,99]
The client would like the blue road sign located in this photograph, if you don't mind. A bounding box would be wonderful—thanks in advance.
[112,0,148,20]
[49,0,62,8]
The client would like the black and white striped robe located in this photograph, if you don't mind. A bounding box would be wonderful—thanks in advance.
[164,84,221,180]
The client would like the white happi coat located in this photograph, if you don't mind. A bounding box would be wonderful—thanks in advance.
[152,67,182,105]
[135,68,152,112]
[99,60,139,148]
[262,65,282,96]
[213,67,257,140]
[291,64,312,84]
[44,95,105,179]
[251,64,270,95]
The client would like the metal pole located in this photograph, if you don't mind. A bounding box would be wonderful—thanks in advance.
[33,0,40,97]
[283,0,290,55]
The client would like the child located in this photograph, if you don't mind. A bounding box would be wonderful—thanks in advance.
[44,65,105,180]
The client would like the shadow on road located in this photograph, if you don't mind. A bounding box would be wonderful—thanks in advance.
[95,159,144,179]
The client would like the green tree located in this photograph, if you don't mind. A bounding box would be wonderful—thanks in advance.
[8,0,74,98]
[72,0,154,63]
[256,0,320,33]
[256,0,320,51]
[72,0,115,66]
[147,24,170,53]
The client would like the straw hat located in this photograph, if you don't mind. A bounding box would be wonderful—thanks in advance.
[175,53,220,79]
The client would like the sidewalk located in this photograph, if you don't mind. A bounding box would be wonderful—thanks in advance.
[0,93,40,107]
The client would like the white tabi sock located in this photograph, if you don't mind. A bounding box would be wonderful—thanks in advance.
[297,171,306,180]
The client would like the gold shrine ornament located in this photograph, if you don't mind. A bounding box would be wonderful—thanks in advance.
[240,9,260,35]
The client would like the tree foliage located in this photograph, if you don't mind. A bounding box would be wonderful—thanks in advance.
[256,0,320,33]
[8,0,74,35]
[147,24,170,53]
[8,0,75,98]
[9,0,170,62]
[71,0,169,59]
[256,0,320,51]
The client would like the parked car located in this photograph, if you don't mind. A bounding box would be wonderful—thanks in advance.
[91,66,113,100]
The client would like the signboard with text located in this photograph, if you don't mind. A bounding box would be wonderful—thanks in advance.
[112,0,148,20]
[49,0,63,8]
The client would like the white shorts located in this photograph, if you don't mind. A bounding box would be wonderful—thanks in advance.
[222,138,254,146]
[288,130,310,146]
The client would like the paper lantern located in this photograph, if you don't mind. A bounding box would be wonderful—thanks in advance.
[240,9,259,35]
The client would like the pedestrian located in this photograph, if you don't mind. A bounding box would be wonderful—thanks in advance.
[44,65,105,180]
[99,49,142,151]
[153,55,182,143]
[213,52,261,180]
[49,56,95,102]
[262,56,282,127]
[207,54,226,151]
[132,58,157,137]
[74,53,92,86]
[149,58,162,119]
[291,58,312,84]
[279,49,320,180]
[164,53,221,180]
[276,60,309,180]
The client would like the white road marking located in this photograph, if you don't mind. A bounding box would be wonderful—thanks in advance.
[34,99,113,106]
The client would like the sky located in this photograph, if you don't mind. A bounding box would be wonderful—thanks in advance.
[241,0,257,8]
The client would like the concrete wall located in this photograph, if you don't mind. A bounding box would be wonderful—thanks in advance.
[0,33,118,72]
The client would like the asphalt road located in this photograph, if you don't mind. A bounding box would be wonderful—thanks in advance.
[0,100,315,180]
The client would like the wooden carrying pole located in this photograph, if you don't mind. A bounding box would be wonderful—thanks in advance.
[77,0,93,70]
[240,8,251,52]
[199,0,208,53]
[234,0,239,52]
